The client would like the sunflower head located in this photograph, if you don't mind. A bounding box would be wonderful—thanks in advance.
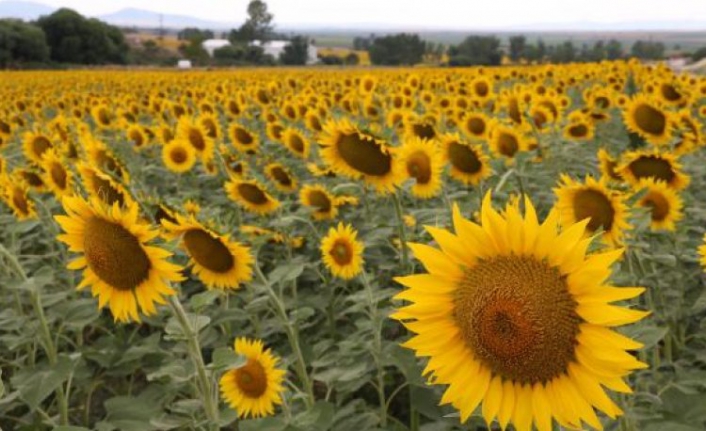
[320,222,365,280]
[633,178,683,231]
[393,193,647,430]
[441,133,491,185]
[220,338,286,418]
[225,179,280,215]
[264,163,297,192]
[617,149,689,190]
[300,184,338,220]
[230,124,260,154]
[398,136,444,199]
[1,176,37,220]
[623,95,674,146]
[40,149,73,198]
[281,128,310,158]
[78,163,133,207]
[162,139,197,173]
[22,130,54,164]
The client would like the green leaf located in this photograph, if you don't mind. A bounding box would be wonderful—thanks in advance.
[164,314,211,340]
[239,416,288,431]
[210,347,247,371]
[55,427,92,431]
[11,354,75,411]
[623,325,668,349]
[292,401,335,431]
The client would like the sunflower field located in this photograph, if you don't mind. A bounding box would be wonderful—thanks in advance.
[1,60,706,431]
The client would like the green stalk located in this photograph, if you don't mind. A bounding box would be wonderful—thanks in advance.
[0,246,69,426]
[360,272,387,428]
[391,191,409,271]
[168,295,220,430]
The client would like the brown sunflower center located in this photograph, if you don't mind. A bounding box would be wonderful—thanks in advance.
[170,146,188,164]
[633,104,666,136]
[130,130,145,147]
[97,109,111,126]
[466,117,486,136]
[237,183,268,205]
[642,192,670,222]
[289,134,305,153]
[50,162,67,189]
[448,142,482,174]
[628,156,675,184]
[568,124,589,138]
[183,229,234,273]
[83,216,151,291]
[21,171,44,188]
[660,84,681,102]
[202,119,217,138]
[32,136,52,158]
[496,132,519,157]
[572,189,615,233]
[336,132,392,176]
[270,167,292,186]
[234,128,254,145]
[406,151,432,184]
[454,255,580,385]
[331,240,353,265]
[188,128,206,151]
[235,359,268,398]
[12,189,30,215]
[412,123,436,140]
[308,190,332,212]
[475,81,489,97]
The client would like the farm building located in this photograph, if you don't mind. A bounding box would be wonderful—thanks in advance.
[251,40,319,64]
[202,39,232,57]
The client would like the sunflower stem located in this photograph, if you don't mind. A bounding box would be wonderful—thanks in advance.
[167,295,220,430]
[0,245,69,426]
[391,191,409,271]
[253,259,315,408]
[360,271,387,428]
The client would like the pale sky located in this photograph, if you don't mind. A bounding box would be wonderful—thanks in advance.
[20,0,706,29]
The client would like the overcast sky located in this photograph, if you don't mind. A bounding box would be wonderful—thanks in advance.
[18,0,706,28]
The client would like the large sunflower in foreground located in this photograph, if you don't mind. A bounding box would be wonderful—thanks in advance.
[55,195,183,322]
[617,149,689,191]
[224,178,280,215]
[393,193,647,431]
[319,118,401,194]
[162,214,253,290]
[220,337,286,418]
[554,175,631,246]
[633,178,683,232]
[321,222,364,280]
[398,137,444,199]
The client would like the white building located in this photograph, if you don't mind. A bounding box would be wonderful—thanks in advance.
[251,40,318,64]
[202,39,232,57]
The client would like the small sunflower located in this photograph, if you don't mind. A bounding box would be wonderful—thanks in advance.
[623,95,673,146]
[225,179,280,215]
[22,130,54,164]
[300,184,338,220]
[563,119,595,142]
[398,137,444,199]
[229,124,260,154]
[441,133,492,185]
[597,149,623,182]
[617,149,689,190]
[55,195,183,322]
[489,123,529,159]
[633,178,683,231]
[78,163,133,207]
[176,117,215,162]
[91,105,114,129]
[264,163,297,193]
[320,222,364,280]
[40,149,73,197]
[127,124,149,149]
[17,168,48,192]
[162,139,197,173]
[393,193,647,430]
[281,127,310,158]
[1,176,37,220]
[554,175,631,246]
[461,112,491,140]
[320,118,401,194]
[163,215,253,290]
[220,338,286,419]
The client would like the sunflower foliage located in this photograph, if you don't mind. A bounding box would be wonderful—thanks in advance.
[0,61,705,431]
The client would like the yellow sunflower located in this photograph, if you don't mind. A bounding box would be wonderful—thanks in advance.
[264,163,298,193]
[176,117,215,162]
[78,163,133,207]
[398,137,444,199]
[320,222,364,280]
[127,124,149,149]
[617,149,689,191]
[597,149,623,182]
[623,95,673,146]
[554,175,631,246]
[40,149,73,197]
[319,118,401,194]
[281,127,310,159]
[22,130,54,164]
[300,184,338,220]
[224,179,280,215]
[162,139,197,173]
[698,235,706,272]
[91,105,115,129]
[55,195,183,322]
[229,124,260,154]
[17,168,48,193]
[441,133,492,185]
[393,193,647,430]
[1,176,37,220]
[461,112,491,141]
[563,119,595,142]
[162,214,253,290]
[220,338,286,419]
[489,123,529,159]
[633,178,683,231]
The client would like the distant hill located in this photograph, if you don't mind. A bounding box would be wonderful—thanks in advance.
[0,0,53,20]
[98,8,236,29]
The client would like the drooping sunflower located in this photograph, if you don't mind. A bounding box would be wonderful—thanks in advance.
[597,149,623,182]
[264,163,297,193]
[176,117,215,162]
[441,133,492,185]
[393,193,647,430]
[220,338,286,419]
[224,179,280,215]
[300,184,338,220]
[320,222,364,280]
[617,149,689,190]
[22,130,54,164]
[398,137,444,199]
[162,214,253,289]
[281,127,310,159]
[40,149,73,197]
[319,118,401,194]
[554,175,631,246]
[162,139,197,173]
[1,176,37,220]
[17,168,48,193]
[229,124,260,154]
[78,163,133,207]
[54,195,183,322]
[633,178,683,231]
[622,95,673,146]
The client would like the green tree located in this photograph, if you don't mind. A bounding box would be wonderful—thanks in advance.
[631,40,665,60]
[280,36,309,65]
[37,8,128,64]
[549,40,576,63]
[368,33,425,66]
[0,19,50,67]
[231,0,274,43]
[509,35,526,62]
[177,28,214,42]
[606,39,623,60]
[448,35,501,66]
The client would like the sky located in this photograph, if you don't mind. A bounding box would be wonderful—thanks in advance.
[14,0,706,29]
